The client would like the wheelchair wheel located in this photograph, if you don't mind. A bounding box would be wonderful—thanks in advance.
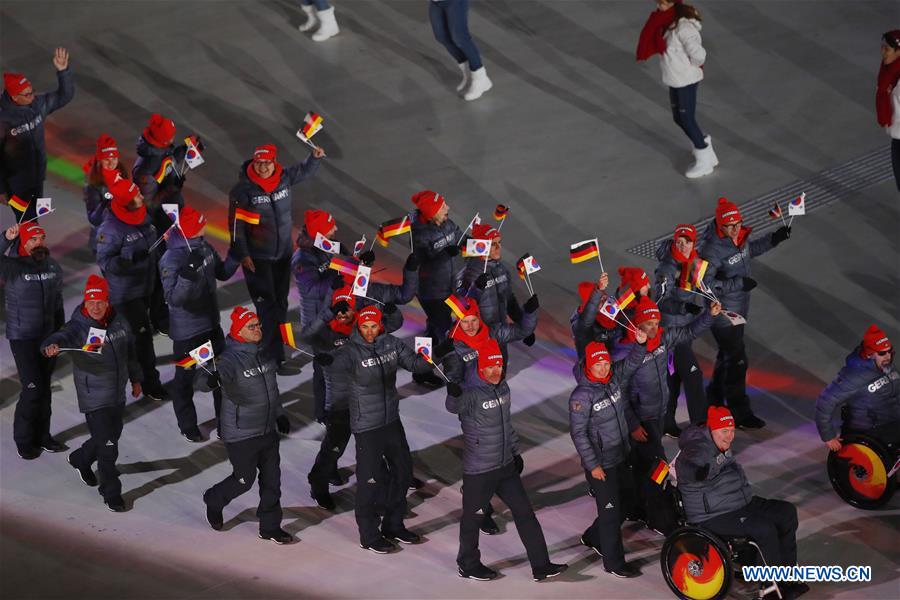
[827,435,897,510]
[660,527,732,600]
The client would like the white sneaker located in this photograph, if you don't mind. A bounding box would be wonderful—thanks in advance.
[456,62,470,95]
[298,5,318,32]
[685,135,718,178]
[312,7,339,42]
[463,67,492,101]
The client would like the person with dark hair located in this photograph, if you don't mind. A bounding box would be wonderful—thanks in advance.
[1,48,74,222]
[637,1,716,178]
[877,29,900,191]
[1,222,65,459]
[83,135,128,255]
[429,0,492,101]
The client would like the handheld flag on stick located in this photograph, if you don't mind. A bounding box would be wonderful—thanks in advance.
[296,112,324,153]
[464,238,492,258]
[233,207,261,241]
[81,327,107,353]
[787,192,806,227]
[36,197,52,217]
[353,235,367,257]
[444,294,468,320]
[176,355,197,368]
[280,323,297,349]
[457,212,481,245]
[9,195,30,223]
[374,228,389,248]
[352,265,371,297]
[768,201,786,227]
[516,253,540,295]
[314,232,340,254]
[570,238,603,271]
[650,459,669,485]
[616,287,636,311]
[378,216,411,247]
[329,255,359,277]
[162,203,179,223]
[154,157,175,184]
[493,204,509,230]
[183,136,204,170]
[189,341,215,366]
[415,337,433,361]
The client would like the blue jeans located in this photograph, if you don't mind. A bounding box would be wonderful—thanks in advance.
[669,83,707,149]
[301,0,330,9]
[429,0,483,70]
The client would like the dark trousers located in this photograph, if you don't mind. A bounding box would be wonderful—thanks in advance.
[70,405,125,501]
[629,418,666,527]
[666,341,708,426]
[669,83,707,149]
[205,431,283,533]
[583,462,631,571]
[6,182,42,222]
[114,297,161,387]
[313,362,327,423]
[892,138,900,192]
[308,408,351,492]
[703,497,798,567]
[708,325,752,421]
[242,257,291,364]
[171,328,224,433]
[458,461,550,571]
[429,0,483,70]
[9,338,56,447]
[354,420,412,545]
[421,298,453,345]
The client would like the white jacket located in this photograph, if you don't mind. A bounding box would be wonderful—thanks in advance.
[889,81,900,140]
[660,19,706,89]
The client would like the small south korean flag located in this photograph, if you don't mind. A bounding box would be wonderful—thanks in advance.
[415,337,433,361]
[36,197,53,217]
[788,192,806,216]
[353,235,367,257]
[314,232,340,255]
[162,203,179,223]
[522,254,541,275]
[466,238,491,257]
[352,265,371,297]
[184,137,204,169]
[189,340,215,365]
[86,327,107,346]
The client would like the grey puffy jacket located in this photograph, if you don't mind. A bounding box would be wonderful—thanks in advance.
[653,239,716,328]
[159,234,239,341]
[447,367,520,475]
[330,330,432,434]
[815,349,900,441]
[95,211,157,304]
[229,156,322,262]
[41,306,141,413]
[204,336,283,444]
[570,286,623,360]
[442,310,537,384]
[411,212,463,301]
[455,257,522,327]
[698,224,772,321]
[0,240,64,340]
[676,424,753,523]
[612,311,715,428]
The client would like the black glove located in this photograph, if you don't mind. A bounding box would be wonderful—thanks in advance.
[332,300,351,315]
[178,262,201,281]
[715,270,727,281]
[358,250,375,267]
[447,382,463,397]
[522,333,536,347]
[404,253,420,271]
[523,295,540,313]
[206,372,221,389]
[314,353,334,366]
[695,464,710,481]
[685,303,703,315]
[435,339,455,360]
[382,302,398,315]
[276,414,291,435]
[742,277,758,292]
[770,226,791,247]
[131,248,149,263]
[444,244,460,257]
[475,273,489,290]
[514,454,524,474]
[330,271,346,289]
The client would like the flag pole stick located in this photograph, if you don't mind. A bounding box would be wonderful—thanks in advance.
[148,223,177,252]
[457,213,478,246]
[776,202,787,227]
[431,361,451,382]
[19,209,55,225]
[788,215,794,228]
[682,287,717,303]
[525,270,534,296]
[594,238,604,273]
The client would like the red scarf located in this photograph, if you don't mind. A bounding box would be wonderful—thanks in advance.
[625,326,663,353]
[717,224,752,248]
[246,162,283,194]
[111,201,147,226]
[636,4,679,61]
[81,304,111,327]
[452,319,491,349]
[329,316,355,336]
[876,60,900,127]
[671,243,698,289]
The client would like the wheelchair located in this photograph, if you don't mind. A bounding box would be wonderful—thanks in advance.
[827,433,899,510]
[659,457,784,600]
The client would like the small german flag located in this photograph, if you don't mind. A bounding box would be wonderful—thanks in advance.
[176,355,197,369]
[302,112,323,139]
[691,258,709,288]
[516,260,527,280]
[768,202,782,220]
[418,349,435,365]
[375,228,389,247]
[380,216,411,239]
[650,459,669,485]
[493,204,509,221]
[82,343,103,353]
[235,207,261,225]
[280,323,297,349]
[570,239,599,264]
[329,256,360,277]
[444,294,468,320]
[617,287,636,310]
[154,157,175,183]
[8,195,29,213]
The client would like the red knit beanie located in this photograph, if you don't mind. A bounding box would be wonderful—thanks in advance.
[708,406,735,431]
[412,190,445,221]
[632,296,661,325]
[229,306,258,341]
[253,143,277,162]
[715,197,742,228]
[357,305,383,327]
[476,338,504,372]
[861,324,892,355]
[18,222,45,255]
[305,209,335,239]
[585,341,611,370]
[179,205,206,238]
[95,134,119,161]
[3,72,30,96]
[84,274,109,302]
[471,223,500,240]
[143,113,176,148]
[619,267,649,294]
[673,224,697,242]
[332,285,356,309]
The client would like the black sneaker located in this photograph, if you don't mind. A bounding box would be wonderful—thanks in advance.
[311,489,336,511]
[259,529,295,544]
[204,493,223,530]
[458,563,498,581]
[412,372,445,388]
[68,453,98,487]
[533,563,568,581]
[479,515,500,535]
[329,472,345,486]
[605,563,641,578]
[40,437,67,453]
[382,527,420,544]
[664,424,682,439]
[409,476,425,490]
[105,496,126,512]
[181,428,204,443]
[16,444,41,460]
[143,381,169,401]
[360,537,396,554]
[736,414,766,429]
[580,534,602,557]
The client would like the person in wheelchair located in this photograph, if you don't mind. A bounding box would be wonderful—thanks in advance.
[815,325,899,452]
[677,406,809,599]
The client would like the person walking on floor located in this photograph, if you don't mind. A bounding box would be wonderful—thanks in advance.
[876,29,900,192]
[429,0,493,101]
[298,0,340,42]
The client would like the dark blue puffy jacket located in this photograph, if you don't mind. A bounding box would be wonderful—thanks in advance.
[411,211,463,301]
[456,257,522,327]
[95,211,157,304]
[0,239,64,340]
